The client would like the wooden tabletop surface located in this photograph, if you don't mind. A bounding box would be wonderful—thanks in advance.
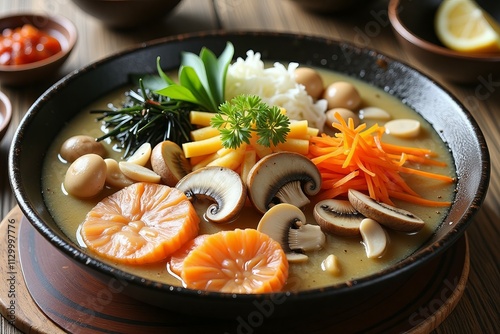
[1,0,498,333]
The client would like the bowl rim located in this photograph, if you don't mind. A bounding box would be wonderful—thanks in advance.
[9,30,490,302]
[388,0,500,61]
[0,12,78,71]
[0,90,12,139]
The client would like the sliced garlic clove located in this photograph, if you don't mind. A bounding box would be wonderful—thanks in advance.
[321,254,342,276]
[359,106,391,121]
[359,218,387,258]
[119,161,161,183]
[126,142,152,166]
[384,119,421,138]
[104,158,134,189]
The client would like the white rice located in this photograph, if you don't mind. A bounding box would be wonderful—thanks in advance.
[225,50,327,130]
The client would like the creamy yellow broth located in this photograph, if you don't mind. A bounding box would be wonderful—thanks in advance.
[41,70,456,291]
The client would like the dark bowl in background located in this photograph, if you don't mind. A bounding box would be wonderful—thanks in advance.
[8,31,490,318]
[289,0,375,13]
[388,0,500,83]
[70,0,183,29]
[0,13,77,86]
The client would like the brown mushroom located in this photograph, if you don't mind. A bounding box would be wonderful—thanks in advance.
[247,152,322,214]
[348,189,425,232]
[313,199,364,236]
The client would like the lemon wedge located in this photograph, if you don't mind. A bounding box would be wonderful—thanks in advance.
[435,0,500,53]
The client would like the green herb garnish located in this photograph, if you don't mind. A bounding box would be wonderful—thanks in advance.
[211,95,291,149]
[155,42,234,113]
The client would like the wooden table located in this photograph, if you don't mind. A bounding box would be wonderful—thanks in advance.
[1,0,498,333]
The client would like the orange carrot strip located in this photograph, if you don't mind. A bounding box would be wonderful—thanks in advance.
[308,116,454,207]
[380,142,437,157]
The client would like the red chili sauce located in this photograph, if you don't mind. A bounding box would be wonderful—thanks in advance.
[0,24,62,66]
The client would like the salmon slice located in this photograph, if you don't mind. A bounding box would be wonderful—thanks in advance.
[180,229,289,294]
[80,182,199,265]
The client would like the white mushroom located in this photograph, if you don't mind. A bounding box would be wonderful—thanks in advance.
[359,218,388,258]
[348,189,425,232]
[175,166,246,224]
[257,203,326,263]
[247,152,322,214]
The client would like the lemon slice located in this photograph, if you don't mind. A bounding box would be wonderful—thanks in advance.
[435,0,500,53]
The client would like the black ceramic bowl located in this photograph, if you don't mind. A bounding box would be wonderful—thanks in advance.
[70,0,183,29]
[9,31,489,318]
[389,0,500,83]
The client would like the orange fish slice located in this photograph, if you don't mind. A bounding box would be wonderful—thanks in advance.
[80,182,199,265]
[181,229,289,294]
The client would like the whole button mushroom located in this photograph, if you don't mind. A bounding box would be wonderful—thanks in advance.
[294,67,324,100]
[60,135,107,163]
[323,81,362,110]
[325,107,360,129]
[64,154,107,198]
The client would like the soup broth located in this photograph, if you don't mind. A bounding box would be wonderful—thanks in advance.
[42,69,456,291]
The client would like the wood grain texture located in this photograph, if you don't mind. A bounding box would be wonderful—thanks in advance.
[0,207,469,334]
[1,0,499,333]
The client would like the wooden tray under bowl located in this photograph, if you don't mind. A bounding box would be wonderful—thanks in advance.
[0,206,469,333]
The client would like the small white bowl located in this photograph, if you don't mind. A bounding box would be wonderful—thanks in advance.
[0,91,12,142]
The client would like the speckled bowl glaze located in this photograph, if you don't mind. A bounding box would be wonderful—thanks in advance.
[389,0,500,83]
[9,31,490,318]
[0,13,77,86]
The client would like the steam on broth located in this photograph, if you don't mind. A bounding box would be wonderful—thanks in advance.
[41,65,456,292]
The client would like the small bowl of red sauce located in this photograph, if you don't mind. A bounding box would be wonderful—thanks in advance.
[0,13,77,86]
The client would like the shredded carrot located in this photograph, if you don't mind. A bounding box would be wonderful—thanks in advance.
[309,114,454,207]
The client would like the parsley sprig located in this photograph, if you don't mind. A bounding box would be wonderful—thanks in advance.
[211,95,290,149]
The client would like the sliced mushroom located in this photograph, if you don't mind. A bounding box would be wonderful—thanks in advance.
[175,166,246,224]
[257,203,326,263]
[151,141,192,186]
[313,199,365,236]
[247,152,322,214]
[359,218,387,258]
[348,189,425,232]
